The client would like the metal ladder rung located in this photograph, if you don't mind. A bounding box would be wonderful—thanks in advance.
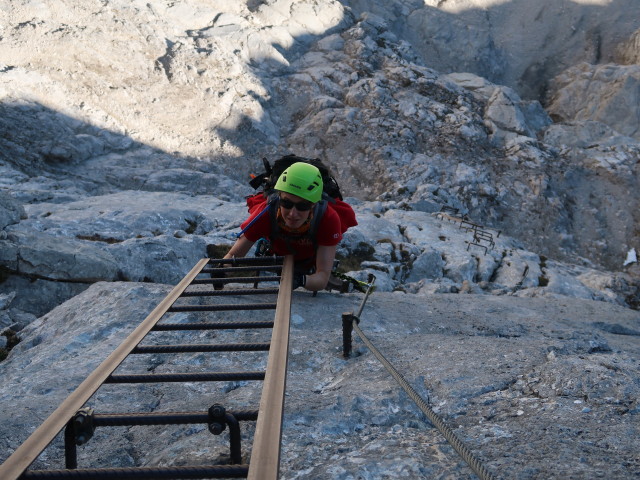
[180,288,279,297]
[90,410,259,427]
[21,464,250,479]
[152,321,274,331]
[105,371,265,384]
[153,320,273,332]
[168,303,277,312]
[208,256,284,265]
[191,276,281,285]
[202,266,282,273]
[132,343,270,354]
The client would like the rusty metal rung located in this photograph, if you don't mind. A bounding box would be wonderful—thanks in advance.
[208,256,284,265]
[191,275,281,285]
[202,265,283,273]
[466,241,488,255]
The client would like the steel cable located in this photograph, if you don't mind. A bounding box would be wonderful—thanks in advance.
[351,320,498,480]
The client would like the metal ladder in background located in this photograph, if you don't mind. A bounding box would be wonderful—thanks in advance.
[0,255,294,480]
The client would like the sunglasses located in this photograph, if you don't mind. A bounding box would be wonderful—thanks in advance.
[279,197,313,211]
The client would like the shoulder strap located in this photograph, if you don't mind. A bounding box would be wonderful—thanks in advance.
[309,200,327,249]
[236,194,277,239]
[268,194,280,239]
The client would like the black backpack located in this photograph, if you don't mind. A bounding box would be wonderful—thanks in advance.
[249,154,343,201]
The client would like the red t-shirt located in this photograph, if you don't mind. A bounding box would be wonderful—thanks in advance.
[240,195,357,262]
[241,203,344,261]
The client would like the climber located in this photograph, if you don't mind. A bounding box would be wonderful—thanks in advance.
[222,159,357,291]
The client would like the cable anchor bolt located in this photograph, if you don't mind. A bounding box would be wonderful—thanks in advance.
[208,404,227,435]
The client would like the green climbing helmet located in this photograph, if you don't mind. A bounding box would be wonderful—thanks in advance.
[274,162,323,203]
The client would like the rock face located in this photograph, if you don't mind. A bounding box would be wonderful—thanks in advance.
[0,1,640,477]
[0,283,638,479]
[273,14,640,275]
[0,191,25,230]
[2,0,639,280]
[615,27,640,65]
[1,191,635,321]
[347,0,640,100]
[547,62,640,140]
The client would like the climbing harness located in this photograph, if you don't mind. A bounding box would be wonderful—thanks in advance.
[254,237,273,257]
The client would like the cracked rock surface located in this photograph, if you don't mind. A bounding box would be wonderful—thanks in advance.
[0,283,638,478]
[1,1,639,478]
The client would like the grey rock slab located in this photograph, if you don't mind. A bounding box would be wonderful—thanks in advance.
[2,191,249,286]
[0,283,638,478]
[491,250,542,290]
[110,234,209,284]
[0,274,91,318]
[12,231,119,282]
[0,191,26,230]
[542,120,640,150]
[405,247,444,283]
[615,27,640,65]
[0,292,16,310]
[547,62,640,140]
[16,191,246,241]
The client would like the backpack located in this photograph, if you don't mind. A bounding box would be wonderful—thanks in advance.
[249,154,344,201]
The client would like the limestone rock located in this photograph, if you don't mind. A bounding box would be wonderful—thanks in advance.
[546,62,640,140]
[405,247,444,283]
[615,27,640,65]
[0,191,25,230]
[0,1,639,477]
[0,275,90,318]
[0,283,638,478]
[2,1,639,277]
[10,231,119,282]
[542,121,639,150]
[351,0,640,99]
[445,72,552,142]
[110,234,209,284]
